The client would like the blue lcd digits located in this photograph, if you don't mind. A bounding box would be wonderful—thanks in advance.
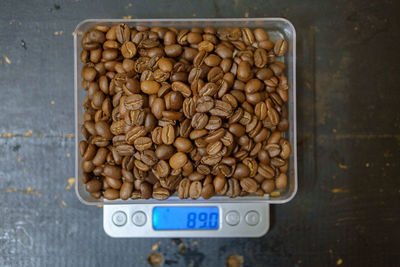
[153,207,219,230]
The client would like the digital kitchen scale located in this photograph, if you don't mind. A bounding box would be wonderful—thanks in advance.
[74,18,297,238]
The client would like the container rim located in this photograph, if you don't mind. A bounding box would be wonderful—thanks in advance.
[74,17,297,206]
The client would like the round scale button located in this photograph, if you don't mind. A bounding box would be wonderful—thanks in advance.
[132,211,147,226]
[112,211,127,226]
[245,211,260,226]
[225,211,240,226]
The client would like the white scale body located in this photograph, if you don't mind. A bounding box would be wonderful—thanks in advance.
[103,203,270,238]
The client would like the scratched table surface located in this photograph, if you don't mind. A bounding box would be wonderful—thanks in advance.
[1,0,399,266]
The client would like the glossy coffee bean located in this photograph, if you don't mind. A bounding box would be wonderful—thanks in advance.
[169,152,188,169]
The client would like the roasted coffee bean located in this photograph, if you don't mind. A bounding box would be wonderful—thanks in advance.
[155,144,175,160]
[165,91,183,110]
[213,175,226,192]
[268,131,281,144]
[189,181,202,199]
[205,116,222,130]
[103,165,121,179]
[262,179,275,193]
[229,123,246,137]
[174,137,193,153]
[233,163,250,179]
[206,141,223,155]
[92,147,108,166]
[104,188,120,200]
[156,160,170,178]
[237,61,252,82]
[140,182,152,199]
[141,80,160,94]
[226,178,240,198]
[86,179,102,193]
[196,96,214,112]
[171,81,191,97]
[178,178,190,199]
[105,176,122,190]
[152,187,170,200]
[189,129,208,140]
[120,182,133,200]
[280,138,291,159]
[161,125,175,145]
[275,173,287,189]
[254,48,268,68]
[115,23,130,43]
[134,137,152,151]
[240,178,258,193]
[274,39,288,57]
[209,100,233,117]
[191,112,209,129]
[169,152,188,169]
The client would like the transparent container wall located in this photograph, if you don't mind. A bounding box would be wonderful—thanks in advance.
[75,18,297,205]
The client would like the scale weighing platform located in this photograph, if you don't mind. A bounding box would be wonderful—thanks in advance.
[103,202,269,238]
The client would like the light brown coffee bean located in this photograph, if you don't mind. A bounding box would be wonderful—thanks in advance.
[254,48,268,68]
[161,125,175,145]
[92,147,108,166]
[275,173,287,189]
[189,181,202,199]
[229,123,246,137]
[86,179,102,193]
[105,176,122,190]
[213,175,226,192]
[226,178,240,198]
[171,81,191,97]
[103,164,122,179]
[152,187,170,200]
[120,182,133,200]
[121,41,137,58]
[178,178,190,199]
[134,137,152,151]
[206,141,223,155]
[141,80,161,94]
[174,137,193,153]
[189,129,208,140]
[261,179,275,194]
[240,177,258,193]
[158,57,173,72]
[156,160,170,178]
[233,163,250,179]
[141,182,152,199]
[280,139,291,159]
[169,152,188,169]
[205,116,222,130]
[255,102,267,120]
[201,184,215,199]
[104,188,120,200]
[274,39,288,57]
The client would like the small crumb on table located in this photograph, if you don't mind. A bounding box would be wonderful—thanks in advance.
[148,253,163,266]
[226,254,244,267]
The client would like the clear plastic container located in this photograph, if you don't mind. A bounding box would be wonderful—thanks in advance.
[74,18,297,205]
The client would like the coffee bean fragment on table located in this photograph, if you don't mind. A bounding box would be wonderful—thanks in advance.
[79,23,291,200]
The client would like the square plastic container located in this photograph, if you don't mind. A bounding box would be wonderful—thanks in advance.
[74,18,297,205]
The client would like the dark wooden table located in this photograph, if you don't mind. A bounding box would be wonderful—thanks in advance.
[1,0,399,266]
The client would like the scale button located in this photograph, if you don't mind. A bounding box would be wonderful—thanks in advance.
[245,211,260,226]
[112,211,127,226]
[225,211,240,226]
[132,211,147,226]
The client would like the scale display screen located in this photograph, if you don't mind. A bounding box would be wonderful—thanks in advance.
[153,206,219,230]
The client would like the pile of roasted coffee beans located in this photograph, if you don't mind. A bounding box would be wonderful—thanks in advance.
[79,24,291,200]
